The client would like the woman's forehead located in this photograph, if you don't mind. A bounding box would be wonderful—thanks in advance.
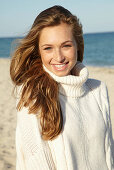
[39,23,74,45]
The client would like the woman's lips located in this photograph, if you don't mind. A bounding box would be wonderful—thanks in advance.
[52,62,68,71]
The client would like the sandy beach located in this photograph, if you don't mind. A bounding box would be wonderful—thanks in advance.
[0,58,114,170]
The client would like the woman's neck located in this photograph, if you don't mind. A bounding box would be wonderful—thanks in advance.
[43,62,89,98]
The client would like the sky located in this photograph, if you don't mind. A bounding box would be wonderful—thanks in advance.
[0,0,114,37]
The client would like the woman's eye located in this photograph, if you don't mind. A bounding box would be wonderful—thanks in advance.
[44,47,52,50]
[63,44,72,48]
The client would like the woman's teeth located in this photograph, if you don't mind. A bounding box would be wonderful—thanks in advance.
[54,64,66,68]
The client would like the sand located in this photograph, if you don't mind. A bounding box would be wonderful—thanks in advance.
[0,58,114,170]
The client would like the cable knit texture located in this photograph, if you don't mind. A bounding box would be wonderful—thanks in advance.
[16,62,114,170]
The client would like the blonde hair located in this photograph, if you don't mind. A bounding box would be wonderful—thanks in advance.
[10,5,84,140]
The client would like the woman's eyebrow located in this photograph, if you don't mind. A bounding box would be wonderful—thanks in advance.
[62,40,73,45]
[41,44,52,47]
[41,40,73,47]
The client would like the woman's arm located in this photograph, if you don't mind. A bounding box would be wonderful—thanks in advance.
[101,83,114,170]
[86,80,114,169]
[16,125,26,170]
[16,106,56,170]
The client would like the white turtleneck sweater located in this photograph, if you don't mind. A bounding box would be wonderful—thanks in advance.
[16,62,114,170]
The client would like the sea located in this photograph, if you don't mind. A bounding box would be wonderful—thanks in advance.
[0,32,114,68]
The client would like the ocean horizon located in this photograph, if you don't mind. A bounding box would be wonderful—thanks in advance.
[0,31,114,68]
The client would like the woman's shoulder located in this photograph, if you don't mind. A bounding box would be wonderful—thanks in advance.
[85,78,110,122]
[85,78,108,96]
[85,78,109,109]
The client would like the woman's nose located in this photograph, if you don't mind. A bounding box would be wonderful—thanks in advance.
[54,49,65,62]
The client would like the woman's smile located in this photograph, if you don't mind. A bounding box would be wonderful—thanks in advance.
[51,62,69,71]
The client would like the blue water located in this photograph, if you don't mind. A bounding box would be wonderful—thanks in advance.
[0,32,114,67]
[83,32,114,67]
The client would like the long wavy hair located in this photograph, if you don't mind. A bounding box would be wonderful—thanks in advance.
[10,5,84,140]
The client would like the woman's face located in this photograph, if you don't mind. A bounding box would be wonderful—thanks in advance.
[39,23,78,76]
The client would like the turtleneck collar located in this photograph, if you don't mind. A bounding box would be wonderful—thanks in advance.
[43,62,89,98]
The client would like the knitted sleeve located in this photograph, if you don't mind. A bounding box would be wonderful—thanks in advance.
[100,82,114,170]
[16,107,56,170]
[16,124,26,170]
[16,87,27,170]
[15,86,56,170]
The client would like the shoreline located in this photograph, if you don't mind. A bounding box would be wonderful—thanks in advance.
[86,64,114,69]
[0,31,114,38]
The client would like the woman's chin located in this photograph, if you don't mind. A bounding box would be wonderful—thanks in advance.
[51,69,71,77]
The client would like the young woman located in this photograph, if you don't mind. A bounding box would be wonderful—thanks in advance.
[10,5,114,170]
